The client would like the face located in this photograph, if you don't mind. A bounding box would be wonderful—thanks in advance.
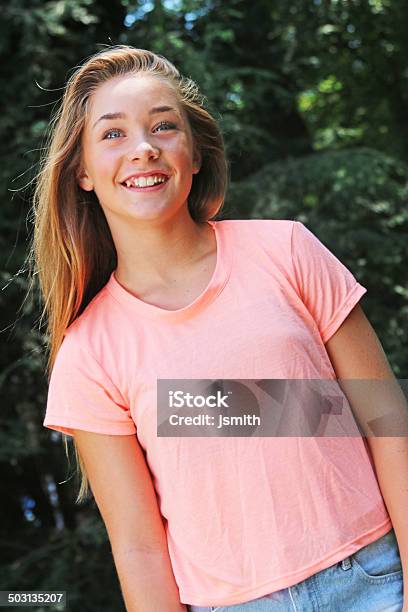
[78,73,201,224]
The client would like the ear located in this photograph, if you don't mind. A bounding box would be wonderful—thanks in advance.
[77,168,94,191]
[192,148,202,175]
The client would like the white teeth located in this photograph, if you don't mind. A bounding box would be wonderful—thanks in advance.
[124,175,168,188]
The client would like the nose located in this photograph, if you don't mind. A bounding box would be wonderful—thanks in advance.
[126,135,160,162]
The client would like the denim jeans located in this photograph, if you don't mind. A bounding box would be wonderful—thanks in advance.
[187,528,403,612]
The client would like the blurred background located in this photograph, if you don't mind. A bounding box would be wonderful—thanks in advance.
[1,0,407,610]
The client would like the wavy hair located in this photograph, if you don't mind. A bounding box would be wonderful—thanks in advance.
[26,45,229,503]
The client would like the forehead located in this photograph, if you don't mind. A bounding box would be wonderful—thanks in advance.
[87,74,181,120]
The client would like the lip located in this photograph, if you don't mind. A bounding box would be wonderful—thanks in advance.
[120,170,171,184]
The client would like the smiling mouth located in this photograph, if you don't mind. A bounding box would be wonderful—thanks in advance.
[121,176,171,190]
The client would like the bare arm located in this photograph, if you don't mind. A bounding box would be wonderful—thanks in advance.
[72,429,186,612]
[325,303,408,608]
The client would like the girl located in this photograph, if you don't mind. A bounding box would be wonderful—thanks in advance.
[32,45,407,611]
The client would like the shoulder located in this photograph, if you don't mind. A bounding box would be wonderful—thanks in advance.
[214,218,295,234]
[214,218,296,255]
[61,280,117,361]
[50,287,121,396]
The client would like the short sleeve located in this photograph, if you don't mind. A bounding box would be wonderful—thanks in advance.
[43,334,137,437]
[291,221,367,344]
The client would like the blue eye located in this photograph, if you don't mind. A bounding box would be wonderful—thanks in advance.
[102,121,177,140]
[154,121,177,132]
[103,128,122,140]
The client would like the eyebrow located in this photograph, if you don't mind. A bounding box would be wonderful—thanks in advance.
[92,105,180,129]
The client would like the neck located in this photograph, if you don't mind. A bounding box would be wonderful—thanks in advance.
[111,209,214,292]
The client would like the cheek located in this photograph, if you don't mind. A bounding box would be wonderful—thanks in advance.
[171,147,197,174]
[92,149,119,182]
[167,134,194,162]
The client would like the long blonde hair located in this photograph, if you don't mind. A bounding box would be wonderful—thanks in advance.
[26,45,229,503]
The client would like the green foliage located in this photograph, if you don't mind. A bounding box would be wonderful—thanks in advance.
[0,513,125,611]
[289,0,408,158]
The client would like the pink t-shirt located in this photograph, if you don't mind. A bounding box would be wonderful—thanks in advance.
[43,219,392,607]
